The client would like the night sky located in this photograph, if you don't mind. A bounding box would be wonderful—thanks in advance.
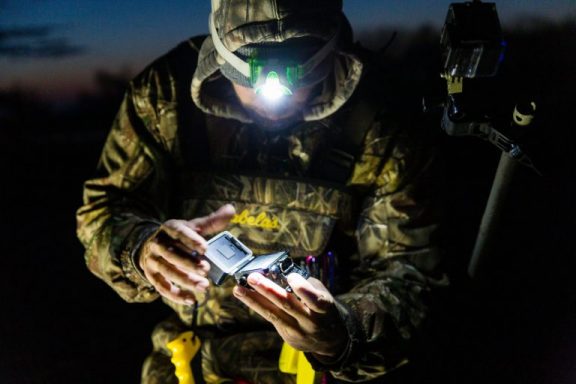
[1,0,574,100]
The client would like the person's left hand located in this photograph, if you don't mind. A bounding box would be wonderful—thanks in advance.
[232,272,348,360]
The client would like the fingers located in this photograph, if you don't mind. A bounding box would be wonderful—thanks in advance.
[244,273,312,321]
[142,253,208,305]
[140,205,236,305]
[144,269,198,305]
[287,274,334,314]
[150,238,210,276]
[233,274,338,354]
[146,254,209,292]
[159,204,236,252]
[189,204,236,236]
[141,228,211,305]
[232,280,297,330]
[161,220,209,254]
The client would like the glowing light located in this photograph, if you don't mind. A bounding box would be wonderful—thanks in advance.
[255,71,293,102]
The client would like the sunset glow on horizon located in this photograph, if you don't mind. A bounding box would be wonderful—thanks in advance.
[1,0,574,101]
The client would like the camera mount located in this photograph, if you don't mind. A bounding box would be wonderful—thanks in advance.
[437,1,541,279]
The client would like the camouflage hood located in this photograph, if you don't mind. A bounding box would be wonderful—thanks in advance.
[191,0,364,123]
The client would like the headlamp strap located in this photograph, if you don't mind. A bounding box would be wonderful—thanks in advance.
[209,12,340,85]
[209,13,251,77]
[299,26,340,76]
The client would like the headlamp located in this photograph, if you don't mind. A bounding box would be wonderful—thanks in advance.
[250,58,299,103]
[209,13,338,104]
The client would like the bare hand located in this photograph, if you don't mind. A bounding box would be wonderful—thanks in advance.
[139,204,236,305]
[233,272,348,359]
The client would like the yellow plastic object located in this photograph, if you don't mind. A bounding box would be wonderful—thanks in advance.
[279,342,316,384]
[166,331,201,384]
[442,74,464,95]
[513,102,537,126]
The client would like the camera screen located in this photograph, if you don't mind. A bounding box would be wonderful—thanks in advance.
[205,232,253,274]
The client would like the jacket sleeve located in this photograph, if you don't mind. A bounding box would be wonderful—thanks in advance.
[308,112,448,381]
[76,78,173,303]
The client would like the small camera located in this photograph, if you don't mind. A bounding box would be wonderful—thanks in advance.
[440,1,505,79]
[204,231,309,291]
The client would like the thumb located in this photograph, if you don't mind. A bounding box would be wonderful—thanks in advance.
[190,204,236,235]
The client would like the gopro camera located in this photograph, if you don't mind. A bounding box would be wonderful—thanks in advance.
[440,1,505,79]
[204,231,309,290]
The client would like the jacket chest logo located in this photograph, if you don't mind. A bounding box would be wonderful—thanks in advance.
[230,209,280,230]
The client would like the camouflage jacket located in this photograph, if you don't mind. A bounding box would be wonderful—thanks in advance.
[76,36,446,382]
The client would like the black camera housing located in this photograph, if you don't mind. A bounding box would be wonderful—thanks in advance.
[441,1,505,78]
[204,231,309,290]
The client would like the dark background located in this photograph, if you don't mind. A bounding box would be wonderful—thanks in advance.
[1,15,576,384]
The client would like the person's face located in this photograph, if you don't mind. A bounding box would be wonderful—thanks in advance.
[232,82,317,130]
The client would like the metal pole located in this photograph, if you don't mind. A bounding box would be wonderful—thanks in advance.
[468,152,517,279]
[468,101,536,279]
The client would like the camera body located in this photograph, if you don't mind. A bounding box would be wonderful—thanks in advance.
[439,2,507,139]
[440,1,505,79]
[204,231,309,290]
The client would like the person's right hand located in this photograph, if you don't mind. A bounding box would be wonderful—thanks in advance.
[138,204,236,305]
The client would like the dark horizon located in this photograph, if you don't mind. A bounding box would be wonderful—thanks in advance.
[1,0,574,101]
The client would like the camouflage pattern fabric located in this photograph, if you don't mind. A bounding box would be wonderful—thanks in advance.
[76,2,447,382]
[141,353,178,384]
[141,315,296,384]
[177,173,352,257]
[210,0,342,52]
